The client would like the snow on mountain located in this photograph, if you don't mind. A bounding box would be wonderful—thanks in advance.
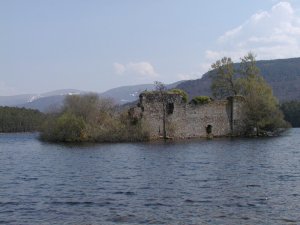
[0,81,184,112]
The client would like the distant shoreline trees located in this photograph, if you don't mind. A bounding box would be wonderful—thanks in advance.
[280,101,300,127]
[0,106,44,132]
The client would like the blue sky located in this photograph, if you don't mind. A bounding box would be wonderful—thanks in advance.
[1,0,300,95]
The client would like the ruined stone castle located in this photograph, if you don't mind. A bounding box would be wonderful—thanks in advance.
[129,92,245,139]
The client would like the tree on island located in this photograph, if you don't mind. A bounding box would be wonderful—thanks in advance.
[211,57,239,99]
[154,81,168,140]
[40,94,149,142]
[211,53,289,135]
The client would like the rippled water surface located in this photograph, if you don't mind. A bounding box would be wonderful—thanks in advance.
[1,129,300,225]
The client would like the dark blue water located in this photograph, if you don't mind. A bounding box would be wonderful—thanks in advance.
[0,129,300,225]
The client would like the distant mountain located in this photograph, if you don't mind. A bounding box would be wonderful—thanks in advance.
[40,89,85,97]
[19,95,67,113]
[0,89,86,112]
[100,81,184,104]
[19,89,87,112]
[100,84,155,104]
[0,94,36,106]
[1,57,299,112]
[0,81,184,112]
[176,57,300,102]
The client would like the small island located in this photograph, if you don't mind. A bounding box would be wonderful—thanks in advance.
[39,53,289,142]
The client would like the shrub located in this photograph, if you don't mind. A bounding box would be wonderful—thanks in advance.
[168,89,189,103]
[40,112,86,142]
[40,94,149,143]
[190,96,212,105]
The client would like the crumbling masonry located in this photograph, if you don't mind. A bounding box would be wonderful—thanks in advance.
[129,92,245,139]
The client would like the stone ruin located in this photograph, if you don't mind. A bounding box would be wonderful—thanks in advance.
[129,92,245,139]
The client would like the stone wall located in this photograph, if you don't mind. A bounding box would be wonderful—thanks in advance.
[130,92,245,139]
[229,95,246,136]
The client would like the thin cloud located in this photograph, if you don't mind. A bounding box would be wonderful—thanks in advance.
[113,63,126,75]
[113,61,158,78]
[178,71,205,80]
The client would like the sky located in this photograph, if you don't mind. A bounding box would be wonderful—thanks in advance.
[1,0,300,95]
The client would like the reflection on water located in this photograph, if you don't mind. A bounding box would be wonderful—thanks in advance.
[0,129,300,225]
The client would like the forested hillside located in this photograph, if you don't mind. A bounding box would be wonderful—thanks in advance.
[0,107,45,132]
[176,57,300,102]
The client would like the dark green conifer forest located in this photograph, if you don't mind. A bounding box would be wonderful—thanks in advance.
[280,101,300,127]
[0,106,45,132]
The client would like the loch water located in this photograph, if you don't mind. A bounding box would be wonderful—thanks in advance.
[0,129,300,225]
